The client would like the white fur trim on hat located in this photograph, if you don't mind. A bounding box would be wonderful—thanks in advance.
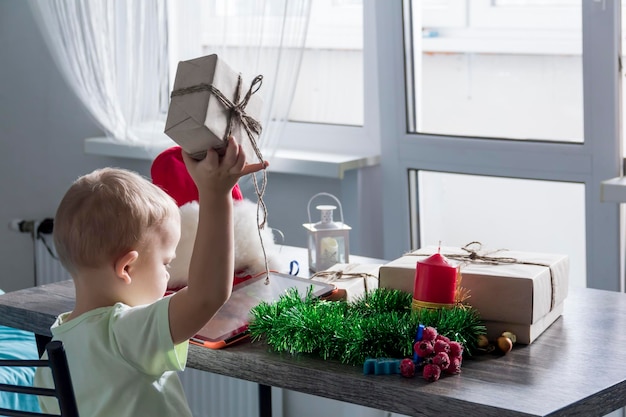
[167,199,285,290]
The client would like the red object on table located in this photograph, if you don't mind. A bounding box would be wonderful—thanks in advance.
[412,252,457,309]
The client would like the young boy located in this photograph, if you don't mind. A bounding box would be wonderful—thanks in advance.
[35,137,268,417]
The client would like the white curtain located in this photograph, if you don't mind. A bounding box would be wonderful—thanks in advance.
[28,0,311,157]
[169,0,311,159]
[28,0,171,148]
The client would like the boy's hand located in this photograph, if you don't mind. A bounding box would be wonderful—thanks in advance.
[181,136,268,197]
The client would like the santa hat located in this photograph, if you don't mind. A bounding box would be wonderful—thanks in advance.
[150,145,283,291]
[151,146,243,206]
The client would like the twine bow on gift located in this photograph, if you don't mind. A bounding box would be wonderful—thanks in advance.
[443,241,520,265]
[409,242,557,311]
[171,73,271,282]
[170,74,264,159]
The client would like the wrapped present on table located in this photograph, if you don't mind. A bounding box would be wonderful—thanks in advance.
[165,54,264,163]
[379,244,569,344]
[311,263,381,302]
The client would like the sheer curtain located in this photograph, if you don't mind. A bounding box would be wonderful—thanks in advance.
[28,0,170,148]
[169,0,312,159]
[28,0,311,156]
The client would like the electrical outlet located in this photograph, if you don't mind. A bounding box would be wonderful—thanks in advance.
[8,219,35,233]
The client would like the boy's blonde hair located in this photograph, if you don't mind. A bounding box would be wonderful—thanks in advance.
[54,167,180,273]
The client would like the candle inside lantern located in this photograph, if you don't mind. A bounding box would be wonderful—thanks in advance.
[412,251,458,310]
[320,237,339,263]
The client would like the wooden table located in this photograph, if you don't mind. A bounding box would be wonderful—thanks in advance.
[2,262,626,416]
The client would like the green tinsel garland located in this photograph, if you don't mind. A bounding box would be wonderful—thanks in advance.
[248,287,486,366]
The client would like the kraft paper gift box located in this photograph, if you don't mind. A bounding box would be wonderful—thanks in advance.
[311,263,381,302]
[165,54,263,162]
[379,246,569,344]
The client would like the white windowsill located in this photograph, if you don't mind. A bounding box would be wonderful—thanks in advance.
[601,177,626,203]
[84,137,380,179]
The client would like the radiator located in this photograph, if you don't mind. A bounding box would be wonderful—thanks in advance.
[180,368,265,417]
[32,220,279,417]
[33,225,70,286]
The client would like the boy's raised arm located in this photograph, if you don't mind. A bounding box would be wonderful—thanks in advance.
[168,137,268,345]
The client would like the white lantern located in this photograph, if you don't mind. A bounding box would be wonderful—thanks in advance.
[303,193,351,272]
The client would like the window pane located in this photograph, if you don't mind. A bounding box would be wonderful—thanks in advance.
[289,49,363,126]
[413,171,586,288]
[621,0,626,157]
[288,0,363,126]
[411,0,583,142]
[200,0,363,127]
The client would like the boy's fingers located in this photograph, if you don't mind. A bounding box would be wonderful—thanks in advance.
[202,148,219,167]
[241,161,269,176]
[221,136,239,167]
[232,144,246,172]
[181,150,195,165]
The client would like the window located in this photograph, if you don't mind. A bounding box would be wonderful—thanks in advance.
[414,0,582,141]
[172,0,376,157]
[289,0,363,126]
[621,0,626,158]
[379,1,622,291]
[199,0,364,127]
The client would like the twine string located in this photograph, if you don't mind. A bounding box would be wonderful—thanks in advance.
[311,270,379,295]
[171,73,270,283]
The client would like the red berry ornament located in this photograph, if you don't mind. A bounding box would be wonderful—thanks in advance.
[423,363,441,382]
[445,357,462,375]
[407,326,466,382]
[400,358,415,378]
[422,326,438,341]
[414,340,434,358]
[433,339,450,354]
[433,352,450,370]
[448,341,463,358]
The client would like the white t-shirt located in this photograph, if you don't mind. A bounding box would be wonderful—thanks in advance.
[35,296,192,417]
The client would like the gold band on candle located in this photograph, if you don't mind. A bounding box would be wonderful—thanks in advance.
[412,298,455,310]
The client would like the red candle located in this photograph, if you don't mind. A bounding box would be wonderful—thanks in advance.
[412,252,457,310]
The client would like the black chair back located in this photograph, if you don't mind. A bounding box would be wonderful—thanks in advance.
[0,340,79,417]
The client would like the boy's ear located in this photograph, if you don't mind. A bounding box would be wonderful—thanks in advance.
[114,251,139,284]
